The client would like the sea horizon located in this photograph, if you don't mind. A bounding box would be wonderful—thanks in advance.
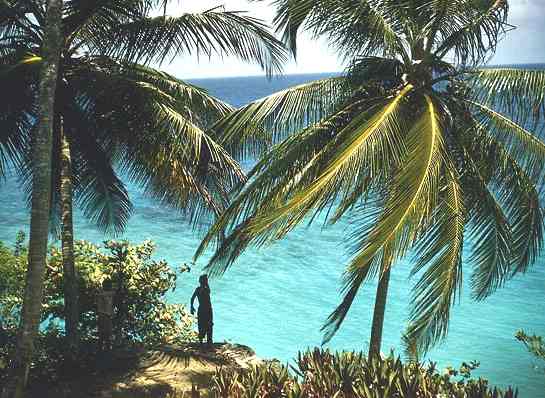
[182,62,545,81]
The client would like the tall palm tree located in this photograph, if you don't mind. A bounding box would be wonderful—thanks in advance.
[1,0,285,386]
[196,0,545,357]
[1,1,63,396]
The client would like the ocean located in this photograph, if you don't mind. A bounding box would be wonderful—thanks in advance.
[1,72,544,397]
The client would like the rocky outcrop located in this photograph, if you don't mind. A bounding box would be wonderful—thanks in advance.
[96,343,265,397]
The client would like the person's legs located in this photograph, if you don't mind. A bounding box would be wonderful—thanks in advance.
[206,320,213,345]
[197,315,205,345]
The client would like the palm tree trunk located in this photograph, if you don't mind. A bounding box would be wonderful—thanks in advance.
[1,1,63,397]
[368,257,392,361]
[59,117,79,356]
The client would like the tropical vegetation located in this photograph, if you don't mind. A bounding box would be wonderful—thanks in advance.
[209,349,518,398]
[1,1,64,396]
[0,235,195,387]
[197,0,545,358]
[1,0,285,394]
[1,0,544,397]
[516,330,545,376]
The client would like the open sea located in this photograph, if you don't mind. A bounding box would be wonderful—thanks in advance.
[1,72,544,397]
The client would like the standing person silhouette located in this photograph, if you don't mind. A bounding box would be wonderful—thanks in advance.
[190,274,213,347]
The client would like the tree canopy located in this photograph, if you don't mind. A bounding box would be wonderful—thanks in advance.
[196,0,545,352]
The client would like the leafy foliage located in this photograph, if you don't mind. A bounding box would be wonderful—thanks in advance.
[198,0,545,353]
[209,349,518,398]
[0,0,286,231]
[516,330,545,376]
[0,235,195,385]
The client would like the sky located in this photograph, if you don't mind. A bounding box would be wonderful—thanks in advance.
[160,0,545,79]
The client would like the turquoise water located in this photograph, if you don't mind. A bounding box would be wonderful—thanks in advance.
[1,73,544,397]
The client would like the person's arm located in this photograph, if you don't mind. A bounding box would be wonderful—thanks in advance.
[190,288,198,315]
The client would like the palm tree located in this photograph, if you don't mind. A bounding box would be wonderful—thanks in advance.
[1,0,285,386]
[196,0,545,358]
[1,1,63,396]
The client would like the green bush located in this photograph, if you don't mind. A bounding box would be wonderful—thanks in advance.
[0,232,27,330]
[516,330,545,376]
[210,349,518,398]
[0,235,195,385]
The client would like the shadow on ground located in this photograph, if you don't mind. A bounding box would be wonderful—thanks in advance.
[27,343,262,398]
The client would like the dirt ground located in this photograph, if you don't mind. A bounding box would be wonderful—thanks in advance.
[29,343,264,398]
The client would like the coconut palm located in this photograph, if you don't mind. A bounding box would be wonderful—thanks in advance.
[196,0,545,357]
[1,1,63,397]
[1,0,285,390]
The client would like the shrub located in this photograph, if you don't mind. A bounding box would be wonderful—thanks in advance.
[516,330,545,376]
[210,349,518,398]
[0,235,195,385]
[45,239,196,347]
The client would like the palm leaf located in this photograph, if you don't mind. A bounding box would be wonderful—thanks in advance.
[244,85,413,239]
[0,55,36,177]
[471,68,545,127]
[268,0,408,61]
[210,76,350,160]
[458,144,512,300]
[322,94,445,342]
[463,126,544,289]
[94,8,287,76]
[63,0,150,37]
[65,57,245,225]
[432,0,509,65]
[60,92,134,235]
[468,99,545,182]
[195,104,366,269]
[406,168,465,352]
[197,86,413,274]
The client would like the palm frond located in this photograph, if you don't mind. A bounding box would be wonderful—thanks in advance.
[463,126,544,290]
[0,0,42,46]
[243,85,413,239]
[468,99,545,182]
[60,91,134,235]
[211,76,350,160]
[126,63,234,128]
[471,68,545,127]
[65,57,245,225]
[268,0,408,61]
[123,100,245,219]
[322,94,445,342]
[406,168,465,353]
[458,145,513,300]
[0,52,38,178]
[195,105,363,269]
[431,0,509,65]
[197,85,412,272]
[94,9,287,76]
[73,148,133,237]
[62,0,150,37]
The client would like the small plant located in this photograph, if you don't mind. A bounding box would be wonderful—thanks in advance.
[0,235,196,387]
[209,349,518,398]
[516,330,545,376]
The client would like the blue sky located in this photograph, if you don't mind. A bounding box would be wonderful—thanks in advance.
[161,0,545,79]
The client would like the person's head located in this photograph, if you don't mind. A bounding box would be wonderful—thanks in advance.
[102,279,113,291]
[199,274,208,287]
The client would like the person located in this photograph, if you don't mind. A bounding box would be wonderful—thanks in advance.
[97,279,115,352]
[190,274,213,346]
